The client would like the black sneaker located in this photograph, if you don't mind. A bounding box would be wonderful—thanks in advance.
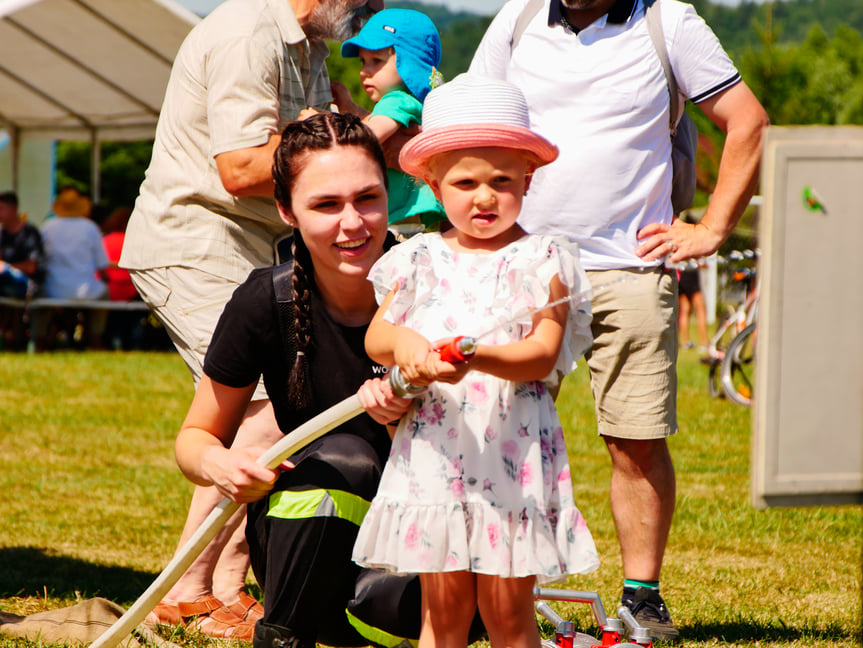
[622,587,681,644]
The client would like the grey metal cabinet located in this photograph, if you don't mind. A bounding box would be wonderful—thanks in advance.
[753,126,863,508]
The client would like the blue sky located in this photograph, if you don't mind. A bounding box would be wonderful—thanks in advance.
[178,0,752,19]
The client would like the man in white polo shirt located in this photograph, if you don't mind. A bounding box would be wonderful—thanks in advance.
[120,0,381,639]
[471,0,768,641]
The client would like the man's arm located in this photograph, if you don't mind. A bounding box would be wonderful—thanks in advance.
[696,82,770,245]
[9,258,38,278]
[214,132,282,198]
[636,81,769,263]
[380,125,419,172]
[330,80,370,119]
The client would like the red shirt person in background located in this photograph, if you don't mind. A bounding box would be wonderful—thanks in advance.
[100,207,138,302]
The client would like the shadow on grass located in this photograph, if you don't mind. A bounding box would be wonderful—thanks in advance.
[683,620,862,644]
[0,547,156,604]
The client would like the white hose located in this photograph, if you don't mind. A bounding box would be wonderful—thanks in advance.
[90,394,364,648]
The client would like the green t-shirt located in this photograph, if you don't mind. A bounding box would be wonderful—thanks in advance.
[373,91,446,227]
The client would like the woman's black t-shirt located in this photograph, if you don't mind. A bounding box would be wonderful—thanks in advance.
[204,266,393,463]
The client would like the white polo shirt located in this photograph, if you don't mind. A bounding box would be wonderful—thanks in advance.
[121,0,332,283]
[470,0,740,270]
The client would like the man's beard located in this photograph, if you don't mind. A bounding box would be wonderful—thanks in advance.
[304,0,375,42]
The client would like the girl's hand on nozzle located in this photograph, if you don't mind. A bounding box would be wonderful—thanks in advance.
[200,445,289,504]
[428,337,473,385]
[358,376,413,425]
[393,328,436,386]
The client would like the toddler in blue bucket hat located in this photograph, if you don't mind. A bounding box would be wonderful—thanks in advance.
[333,8,445,232]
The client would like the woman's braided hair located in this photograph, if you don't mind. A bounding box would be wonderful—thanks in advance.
[272,112,388,409]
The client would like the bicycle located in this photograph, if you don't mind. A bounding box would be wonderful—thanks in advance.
[719,320,757,406]
[700,250,759,399]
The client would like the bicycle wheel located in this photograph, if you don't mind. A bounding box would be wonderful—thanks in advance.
[703,308,741,398]
[720,323,756,406]
[707,358,724,398]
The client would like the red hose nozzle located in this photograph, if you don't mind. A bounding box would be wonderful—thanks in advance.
[388,336,477,398]
[436,336,478,363]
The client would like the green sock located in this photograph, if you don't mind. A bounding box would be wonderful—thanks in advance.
[624,579,660,591]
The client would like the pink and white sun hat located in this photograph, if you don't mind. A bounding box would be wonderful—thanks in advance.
[399,73,559,177]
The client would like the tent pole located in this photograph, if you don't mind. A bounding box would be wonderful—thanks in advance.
[90,130,101,203]
[10,126,20,193]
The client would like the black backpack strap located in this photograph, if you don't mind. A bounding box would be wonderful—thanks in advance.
[272,260,297,366]
[272,230,395,366]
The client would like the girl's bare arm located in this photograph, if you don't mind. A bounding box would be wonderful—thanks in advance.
[366,289,439,385]
[462,275,569,382]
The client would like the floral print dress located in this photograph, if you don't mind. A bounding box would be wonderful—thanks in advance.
[352,232,600,583]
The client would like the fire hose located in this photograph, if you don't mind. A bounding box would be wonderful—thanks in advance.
[90,340,474,648]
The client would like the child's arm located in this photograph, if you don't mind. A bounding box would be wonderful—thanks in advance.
[330,81,401,144]
[367,277,571,388]
[366,288,442,386]
[466,275,570,383]
[364,114,401,144]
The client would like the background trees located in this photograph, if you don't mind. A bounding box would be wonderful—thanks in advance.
[55,0,863,213]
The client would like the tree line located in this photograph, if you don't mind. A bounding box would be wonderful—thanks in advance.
[56,0,863,210]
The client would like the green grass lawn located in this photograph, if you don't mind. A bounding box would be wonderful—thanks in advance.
[0,350,860,647]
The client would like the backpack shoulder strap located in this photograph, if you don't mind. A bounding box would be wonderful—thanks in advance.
[644,0,680,130]
[272,261,297,362]
[273,260,294,304]
[510,0,545,51]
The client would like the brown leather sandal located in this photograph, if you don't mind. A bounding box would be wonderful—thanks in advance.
[147,595,255,641]
[225,592,264,623]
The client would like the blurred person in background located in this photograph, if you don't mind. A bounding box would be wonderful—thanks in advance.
[101,207,143,349]
[0,190,45,349]
[677,216,708,352]
[36,187,109,350]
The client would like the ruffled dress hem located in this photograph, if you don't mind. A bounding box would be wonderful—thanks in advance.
[352,498,600,583]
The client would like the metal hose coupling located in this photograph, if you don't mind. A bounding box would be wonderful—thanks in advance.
[388,366,426,398]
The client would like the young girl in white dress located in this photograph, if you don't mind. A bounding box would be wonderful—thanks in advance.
[353,74,600,648]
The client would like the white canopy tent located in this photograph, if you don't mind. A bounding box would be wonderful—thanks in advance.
[0,0,199,201]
